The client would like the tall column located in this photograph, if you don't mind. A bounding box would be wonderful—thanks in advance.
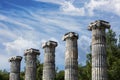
[88,20,110,80]
[24,48,40,80]
[42,40,57,80]
[63,32,79,80]
[9,56,22,80]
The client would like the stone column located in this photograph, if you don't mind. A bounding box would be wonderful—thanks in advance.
[62,32,79,80]
[88,20,110,80]
[42,40,57,80]
[24,48,40,80]
[9,56,22,80]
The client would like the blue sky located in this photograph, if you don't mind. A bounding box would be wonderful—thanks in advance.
[0,0,120,71]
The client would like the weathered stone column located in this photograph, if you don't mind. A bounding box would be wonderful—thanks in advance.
[9,56,22,80]
[24,48,40,80]
[42,40,57,80]
[88,20,110,80]
[63,32,79,80]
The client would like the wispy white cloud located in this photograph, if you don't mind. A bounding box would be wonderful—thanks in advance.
[34,0,65,5]
[61,0,120,16]
[60,1,85,16]
[0,14,34,30]
[3,37,40,56]
[34,0,85,16]
[35,0,120,16]
[0,54,10,71]
[79,35,91,53]
[85,0,120,16]
[0,26,18,40]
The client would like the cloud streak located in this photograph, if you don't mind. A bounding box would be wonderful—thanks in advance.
[35,0,120,16]
[85,0,120,16]
[3,37,40,56]
[34,0,65,5]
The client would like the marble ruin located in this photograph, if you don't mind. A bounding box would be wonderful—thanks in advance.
[63,32,79,80]
[9,56,22,80]
[42,40,57,80]
[88,20,110,80]
[24,48,40,80]
[8,20,110,80]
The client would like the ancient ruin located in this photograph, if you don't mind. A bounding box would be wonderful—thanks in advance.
[88,20,110,80]
[24,48,40,80]
[9,56,22,80]
[8,20,110,80]
[42,40,57,80]
[63,32,79,80]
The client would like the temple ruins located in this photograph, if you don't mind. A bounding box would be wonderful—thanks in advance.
[8,20,110,80]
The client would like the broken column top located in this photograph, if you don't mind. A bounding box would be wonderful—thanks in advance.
[24,48,40,56]
[9,56,22,62]
[62,32,79,41]
[88,20,110,31]
[42,40,57,48]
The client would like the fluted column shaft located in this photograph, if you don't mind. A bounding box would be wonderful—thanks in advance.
[42,41,57,80]
[9,56,22,80]
[63,32,78,80]
[92,29,107,80]
[88,20,110,80]
[24,48,40,80]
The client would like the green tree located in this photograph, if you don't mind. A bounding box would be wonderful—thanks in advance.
[20,71,25,80]
[78,53,91,80]
[85,53,91,80]
[106,29,120,80]
[78,65,86,80]
[36,57,43,80]
[56,70,64,80]
[0,69,9,80]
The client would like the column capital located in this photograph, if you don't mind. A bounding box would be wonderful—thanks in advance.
[24,48,40,56]
[42,40,57,48]
[62,32,79,41]
[9,56,22,62]
[88,20,110,31]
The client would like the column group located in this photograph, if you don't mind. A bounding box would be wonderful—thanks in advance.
[8,20,110,80]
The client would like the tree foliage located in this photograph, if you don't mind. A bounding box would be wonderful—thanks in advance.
[56,70,64,80]
[36,59,43,80]
[106,29,120,80]
[0,70,9,80]
[78,53,91,80]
